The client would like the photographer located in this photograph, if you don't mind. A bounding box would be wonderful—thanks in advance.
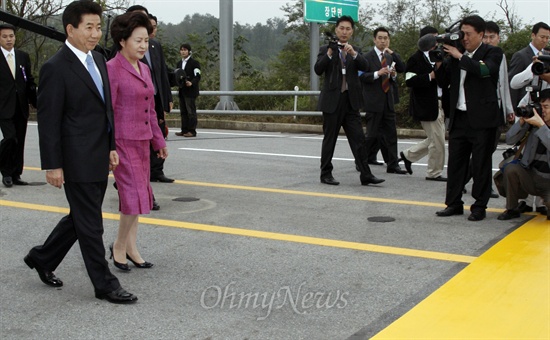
[497,89,550,220]
[434,15,503,221]
[175,43,201,138]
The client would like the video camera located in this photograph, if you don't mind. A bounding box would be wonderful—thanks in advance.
[429,21,464,63]
[514,86,544,118]
[532,55,550,75]
[172,68,188,88]
[324,31,344,52]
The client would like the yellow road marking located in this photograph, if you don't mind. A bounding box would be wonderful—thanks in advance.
[373,215,550,338]
[1,199,476,263]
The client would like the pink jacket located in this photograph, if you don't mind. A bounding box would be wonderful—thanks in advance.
[107,52,166,151]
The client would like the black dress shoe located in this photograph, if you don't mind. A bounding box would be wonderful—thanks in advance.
[2,176,13,187]
[517,201,533,213]
[426,176,447,182]
[490,188,499,199]
[24,255,63,287]
[387,167,408,175]
[368,160,384,166]
[360,175,385,185]
[399,151,413,174]
[468,210,486,221]
[152,200,160,210]
[497,209,521,220]
[536,206,548,215]
[127,254,154,268]
[320,177,340,185]
[95,287,138,304]
[13,178,29,185]
[109,244,131,272]
[436,206,464,217]
[151,175,174,183]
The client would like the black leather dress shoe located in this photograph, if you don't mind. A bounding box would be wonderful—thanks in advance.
[13,178,29,185]
[468,210,486,221]
[426,176,447,182]
[151,175,174,183]
[490,188,499,199]
[436,206,464,217]
[24,255,63,287]
[368,160,384,166]
[387,167,408,175]
[361,175,385,185]
[517,201,533,213]
[152,200,160,210]
[320,177,340,185]
[127,254,154,268]
[536,206,548,215]
[95,287,138,304]
[399,151,413,174]
[497,209,520,220]
[2,176,13,187]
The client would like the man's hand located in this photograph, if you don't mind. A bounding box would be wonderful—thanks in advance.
[442,44,463,60]
[109,151,119,171]
[341,42,357,58]
[506,113,515,122]
[378,67,390,76]
[46,168,64,189]
[524,110,546,128]
[383,47,394,55]
[157,147,168,159]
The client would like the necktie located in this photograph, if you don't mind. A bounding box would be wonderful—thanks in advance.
[380,53,390,93]
[86,54,104,101]
[7,53,15,79]
[340,49,347,93]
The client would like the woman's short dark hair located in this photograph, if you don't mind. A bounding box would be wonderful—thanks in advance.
[110,11,153,50]
[62,0,102,36]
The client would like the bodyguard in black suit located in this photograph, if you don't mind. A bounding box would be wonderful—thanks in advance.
[360,27,407,175]
[314,15,384,186]
[175,43,201,137]
[0,24,36,187]
[435,15,503,221]
[24,1,137,304]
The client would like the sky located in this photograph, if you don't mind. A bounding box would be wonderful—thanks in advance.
[139,0,549,27]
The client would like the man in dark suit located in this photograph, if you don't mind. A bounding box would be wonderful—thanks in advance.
[314,15,384,186]
[24,0,137,304]
[126,5,174,184]
[508,22,550,108]
[0,24,36,188]
[400,27,447,182]
[360,27,407,175]
[175,43,201,138]
[434,15,503,221]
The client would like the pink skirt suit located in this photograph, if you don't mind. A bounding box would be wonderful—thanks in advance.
[107,53,166,215]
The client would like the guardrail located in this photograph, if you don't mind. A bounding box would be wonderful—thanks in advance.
[171,90,322,116]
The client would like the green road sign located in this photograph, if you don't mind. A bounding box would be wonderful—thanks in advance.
[304,0,359,24]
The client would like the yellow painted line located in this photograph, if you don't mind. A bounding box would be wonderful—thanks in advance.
[373,215,550,339]
[23,166,506,212]
[0,199,476,264]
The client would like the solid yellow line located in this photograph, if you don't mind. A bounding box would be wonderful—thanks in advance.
[373,216,550,339]
[1,199,476,263]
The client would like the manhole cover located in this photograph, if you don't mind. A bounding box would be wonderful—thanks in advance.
[173,197,200,202]
[367,216,395,223]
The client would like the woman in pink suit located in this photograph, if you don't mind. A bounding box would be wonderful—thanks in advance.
[107,12,167,271]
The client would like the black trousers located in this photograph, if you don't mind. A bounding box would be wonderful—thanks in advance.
[445,110,496,211]
[364,111,388,163]
[320,91,373,179]
[150,93,166,178]
[28,181,120,295]
[0,102,27,178]
[179,95,197,135]
[364,97,398,169]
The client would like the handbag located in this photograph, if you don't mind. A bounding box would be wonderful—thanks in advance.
[493,132,530,197]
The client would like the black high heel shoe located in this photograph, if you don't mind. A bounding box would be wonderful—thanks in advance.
[109,244,131,271]
[126,254,154,268]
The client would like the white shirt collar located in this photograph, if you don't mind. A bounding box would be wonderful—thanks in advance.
[374,46,384,58]
[65,40,93,67]
[529,42,541,56]
[1,46,14,58]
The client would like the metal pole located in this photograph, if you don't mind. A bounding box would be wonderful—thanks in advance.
[309,22,320,105]
[2,0,6,12]
[216,0,238,110]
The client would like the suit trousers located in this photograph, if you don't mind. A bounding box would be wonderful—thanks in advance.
[503,164,550,212]
[445,110,496,211]
[179,95,197,135]
[402,108,446,178]
[28,181,121,295]
[321,91,369,178]
[364,96,399,169]
[0,102,27,178]
[150,93,166,178]
[364,111,387,163]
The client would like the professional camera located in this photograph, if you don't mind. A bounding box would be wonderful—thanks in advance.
[173,68,188,88]
[531,55,550,75]
[324,31,343,51]
[514,86,543,118]
[428,21,464,62]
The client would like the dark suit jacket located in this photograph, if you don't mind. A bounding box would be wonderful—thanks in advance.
[0,49,36,120]
[508,45,536,107]
[405,49,439,121]
[141,39,173,116]
[314,45,367,114]
[37,45,115,182]
[176,56,201,98]
[360,49,405,113]
[435,43,503,130]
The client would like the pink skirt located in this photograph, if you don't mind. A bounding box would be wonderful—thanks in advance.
[113,139,153,215]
